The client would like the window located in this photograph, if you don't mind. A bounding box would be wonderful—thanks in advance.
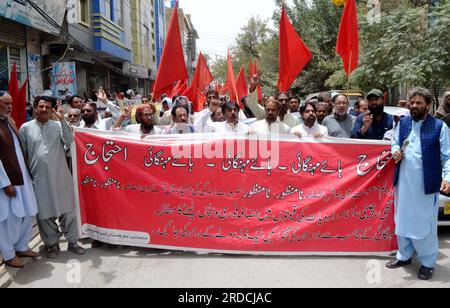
[0,44,8,91]
[143,25,150,43]
[104,0,111,20]
[116,0,124,27]
[79,0,90,25]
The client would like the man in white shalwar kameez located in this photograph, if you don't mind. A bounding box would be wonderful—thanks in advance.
[387,87,450,280]
[195,99,249,134]
[249,100,291,135]
[19,95,86,259]
[0,92,38,268]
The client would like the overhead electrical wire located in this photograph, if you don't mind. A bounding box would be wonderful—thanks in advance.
[25,0,133,77]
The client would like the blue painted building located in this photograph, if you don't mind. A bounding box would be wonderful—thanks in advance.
[154,0,166,67]
[91,0,132,62]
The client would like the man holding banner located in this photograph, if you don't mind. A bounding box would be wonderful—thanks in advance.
[19,95,86,259]
[388,87,450,281]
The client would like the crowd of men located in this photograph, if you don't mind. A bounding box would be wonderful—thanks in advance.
[1,77,450,281]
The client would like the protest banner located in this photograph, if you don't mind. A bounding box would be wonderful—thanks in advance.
[73,129,397,255]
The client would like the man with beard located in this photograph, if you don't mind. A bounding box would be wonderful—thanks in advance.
[387,87,450,281]
[291,102,328,138]
[322,94,356,138]
[205,102,249,134]
[0,92,38,268]
[249,99,291,135]
[351,89,393,140]
[114,104,161,135]
[19,96,86,259]
[248,75,300,128]
[79,103,99,129]
[80,101,117,131]
[316,102,330,125]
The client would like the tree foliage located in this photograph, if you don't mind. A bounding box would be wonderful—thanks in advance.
[211,0,450,97]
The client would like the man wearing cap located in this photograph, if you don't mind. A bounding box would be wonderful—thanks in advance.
[387,87,450,280]
[19,95,86,259]
[435,91,450,127]
[249,99,291,135]
[0,92,38,268]
[114,104,162,135]
[351,89,393,140]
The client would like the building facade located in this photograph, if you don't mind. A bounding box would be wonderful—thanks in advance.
[0,0,67,98]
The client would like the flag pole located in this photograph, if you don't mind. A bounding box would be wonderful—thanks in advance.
[346,51,352,96]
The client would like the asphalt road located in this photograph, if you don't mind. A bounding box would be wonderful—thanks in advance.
[6,227,450,288]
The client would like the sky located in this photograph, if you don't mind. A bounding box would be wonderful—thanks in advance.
[180,0,278,60]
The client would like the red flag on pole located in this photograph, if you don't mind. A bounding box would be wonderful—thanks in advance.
[8,62,28,128]
[235,66,248,106]
[13,79,28,128]
[169,79,188,98]
[225,50,239,103]
[336,0,359,76]
[277,6,312,92]
[185,52,214,111]
[152,1,188,100]
[8,62,19,99]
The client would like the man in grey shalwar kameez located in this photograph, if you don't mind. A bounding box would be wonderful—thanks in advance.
[19,95,86,259]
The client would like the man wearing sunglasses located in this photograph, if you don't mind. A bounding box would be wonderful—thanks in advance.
[0,91,38,268]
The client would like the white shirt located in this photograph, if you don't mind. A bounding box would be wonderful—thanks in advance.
[123,124,162,135]
[249,119,291,135]
[206,121,250,134]
[291,122,329,137]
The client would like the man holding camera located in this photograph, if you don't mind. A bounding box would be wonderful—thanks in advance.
[19,94,86,259]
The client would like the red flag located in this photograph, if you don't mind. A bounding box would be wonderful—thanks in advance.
[185,52,214,111]
[8,62,19,100]
[235,66,248,106]
[170,79,188,98]
[225,50,239,103]
[8,62,27,127]
[336,0,359,76]
[152,2,188,100]
[277,6,312,92]
[184,87,206,112]
[12,79,28,128]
